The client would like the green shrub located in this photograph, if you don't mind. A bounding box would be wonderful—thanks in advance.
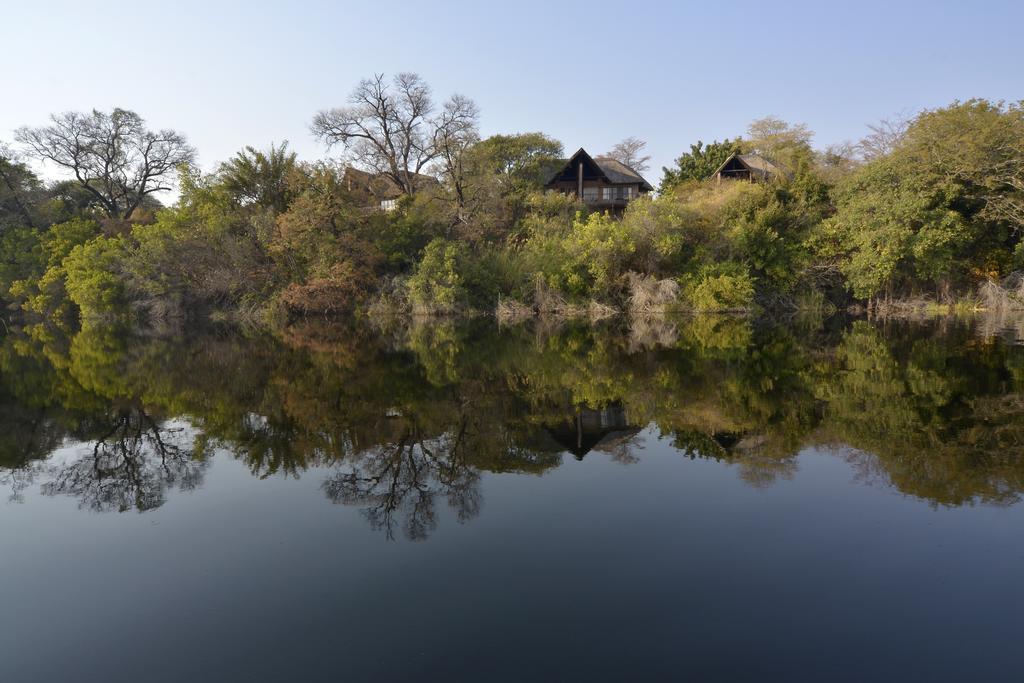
[560,211,636,297]
[14,263,73,319]
[41,219,103,268]
[461,246,532,307]
[407,238,468,314]
[63,237,128,319]
[686,263,756,312]
[369,194,445,270]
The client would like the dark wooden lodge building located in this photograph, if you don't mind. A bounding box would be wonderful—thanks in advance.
[544,148,653,213]
[544,403,640,460]
[343,167,438,212]
[711,153,786,183]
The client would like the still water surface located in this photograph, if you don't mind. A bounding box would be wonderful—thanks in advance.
[1,316,1023,681]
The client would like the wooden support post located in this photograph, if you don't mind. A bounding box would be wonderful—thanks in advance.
[577,160,583,199]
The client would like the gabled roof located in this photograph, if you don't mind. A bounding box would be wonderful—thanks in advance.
[546,148,604,184]
[711,153,787,181]
[545,148,654,191]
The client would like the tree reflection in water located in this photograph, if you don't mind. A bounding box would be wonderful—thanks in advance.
[42,410,203,513]
[1,313,1023,536]
[323,424,482,541]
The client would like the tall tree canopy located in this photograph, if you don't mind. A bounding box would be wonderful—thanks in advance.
[217,142,298,213]
[902,99,1024,234]
[311,73,478,196]
[459,132,563,234]
[15,108,195,220]
[432,94,482,223]
[817,99,1024,300]
[469,133,563,185]
[745,116,814,170]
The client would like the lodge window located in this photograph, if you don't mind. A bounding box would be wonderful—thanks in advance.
[601,186,636,201]
[582,187,598,201]
[380,199,398,212]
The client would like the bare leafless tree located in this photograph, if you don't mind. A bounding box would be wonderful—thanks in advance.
[312,73,460,196]
[858,112,912,160]
[15,108,195,220]
[816,141,861,182]
[433,94,481,223]
[604,136,651,173]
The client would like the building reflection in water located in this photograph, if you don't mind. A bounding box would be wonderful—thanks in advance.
[544,402,641,460]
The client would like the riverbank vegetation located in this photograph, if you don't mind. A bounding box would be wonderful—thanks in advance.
[1,78,1022,330]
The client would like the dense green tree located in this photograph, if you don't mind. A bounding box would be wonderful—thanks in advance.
[461,132,564,235]
[407,238,468,314]
[901,99,1024,236]
[0,144,41,230]
[660,138,743,191]
[217,142,298,213]
[818,100,1023,301]
[63,238,129,319]
[7,218,104,318]
[469,132,563,185]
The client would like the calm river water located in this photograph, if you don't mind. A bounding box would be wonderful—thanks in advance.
[1,316,1022,681]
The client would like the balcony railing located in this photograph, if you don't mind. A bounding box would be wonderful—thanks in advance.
[581,192,634,204]
[582,196,629,205]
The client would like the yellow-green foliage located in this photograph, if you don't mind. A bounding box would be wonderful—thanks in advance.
[559,211,636,296]
[407,238,467,313]
[63,237,128,319]
[13,263,73,319]
[10,218,104,319]
[685,263,756,312]
[510,178,816,309]
[814,100,1024,299]
[40,219,103,268]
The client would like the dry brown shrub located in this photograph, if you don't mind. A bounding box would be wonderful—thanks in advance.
[587,300,618,322]
[628,316,679,351]
[626,272,681,316]
[279,260,375,316]
[979,273,1024,313]
[496,298,534,325]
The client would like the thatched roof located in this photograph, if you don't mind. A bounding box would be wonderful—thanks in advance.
[593,156,654,189]
[711,153,788,180]
[343,167,438,200]
[545,148,654,191]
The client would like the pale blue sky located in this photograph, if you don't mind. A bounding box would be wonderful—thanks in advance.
[4,0,1021,185]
